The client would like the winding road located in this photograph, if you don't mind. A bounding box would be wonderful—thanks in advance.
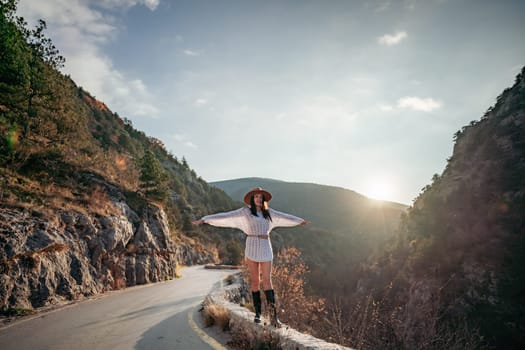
[0,266,235,350]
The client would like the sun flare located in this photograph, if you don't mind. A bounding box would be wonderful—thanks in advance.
[365,179,393,201]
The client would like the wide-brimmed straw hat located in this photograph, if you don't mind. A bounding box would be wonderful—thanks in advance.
[243,187,273,205]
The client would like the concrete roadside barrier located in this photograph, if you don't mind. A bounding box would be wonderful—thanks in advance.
[203,273,354,350]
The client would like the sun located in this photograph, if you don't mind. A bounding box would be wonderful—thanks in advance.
[365,179,393,201]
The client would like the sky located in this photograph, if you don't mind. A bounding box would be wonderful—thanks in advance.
[17,0,525,204]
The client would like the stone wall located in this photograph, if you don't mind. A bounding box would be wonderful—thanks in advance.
[204,273,354,350]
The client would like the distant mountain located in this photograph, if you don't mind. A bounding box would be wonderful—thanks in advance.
[211,177,407,232]
[211,178,408,295]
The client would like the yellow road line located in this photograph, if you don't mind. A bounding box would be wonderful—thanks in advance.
[188,307,228,350]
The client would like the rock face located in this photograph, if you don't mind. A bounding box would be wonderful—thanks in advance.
[0,201,216,311]
[352,68,525,348]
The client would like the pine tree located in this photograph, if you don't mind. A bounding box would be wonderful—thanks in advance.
[139,150,169,202]
[0,0,66,167]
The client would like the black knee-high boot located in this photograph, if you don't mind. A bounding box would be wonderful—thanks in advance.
[264,289,281,328]
[252,291,261,323]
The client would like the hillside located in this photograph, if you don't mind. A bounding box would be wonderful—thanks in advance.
[212,177,407,232]
[0,2,241,314]
[212,178,407,295]
[345,67,525,349]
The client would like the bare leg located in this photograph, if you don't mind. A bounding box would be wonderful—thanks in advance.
[260,261,280,327]
[245,258,261,291]
[260,261,273,290]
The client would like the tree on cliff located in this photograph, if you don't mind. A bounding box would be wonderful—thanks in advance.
[0,0,66,168]
[139,149,169,202]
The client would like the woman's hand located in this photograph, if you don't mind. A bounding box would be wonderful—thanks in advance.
[192,219,204,225]
[300,220,311,226]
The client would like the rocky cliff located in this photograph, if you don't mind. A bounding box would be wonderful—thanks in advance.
[0,196,218,312]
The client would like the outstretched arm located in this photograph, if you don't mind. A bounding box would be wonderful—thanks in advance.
[192,207,246,229]
[269,208,310,228]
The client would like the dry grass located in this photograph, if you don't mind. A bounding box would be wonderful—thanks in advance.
[224,274,236,285]
[0,168,120,218]
[37,243,69,254]
[203,302,231,331]
[1,307,36,318]
[1,179,116,217]
[228,326,282,350]
[6,243,71,272]
[174,262,182,278]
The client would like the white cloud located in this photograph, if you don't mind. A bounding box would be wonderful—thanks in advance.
[195,98,208,106]
[397,97,442,112]
[379,104,394,112]
[19,0,116,39]
[95,0,160,11]
[143,0,160,10]
[404,0,417,11]
[378,31,408,46]
[132,102,160,117]
[17,0,159,119]
[375,1,391,12]
[275,112,286,120]
[172,134,198,149]
[183,49,201,56]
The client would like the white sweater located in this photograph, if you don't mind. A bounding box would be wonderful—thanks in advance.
[201,207,304,262]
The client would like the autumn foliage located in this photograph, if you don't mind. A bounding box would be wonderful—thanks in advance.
[272,247,326,332]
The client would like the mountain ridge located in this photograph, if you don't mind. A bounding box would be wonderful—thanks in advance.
[212,176,407,205]
[211,176,408,297]
[211,177,407,232]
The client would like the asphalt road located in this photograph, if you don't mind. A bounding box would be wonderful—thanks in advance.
[0,266,235,350]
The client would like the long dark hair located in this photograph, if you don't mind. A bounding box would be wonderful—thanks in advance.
[249,195,272,221]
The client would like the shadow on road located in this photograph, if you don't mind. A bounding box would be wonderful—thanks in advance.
[134,296,210,350]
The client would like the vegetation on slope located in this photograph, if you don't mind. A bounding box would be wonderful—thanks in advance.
[0,0,242,264]
[342,68,525,349]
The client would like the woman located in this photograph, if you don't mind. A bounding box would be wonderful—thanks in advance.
[192,187,310,326]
